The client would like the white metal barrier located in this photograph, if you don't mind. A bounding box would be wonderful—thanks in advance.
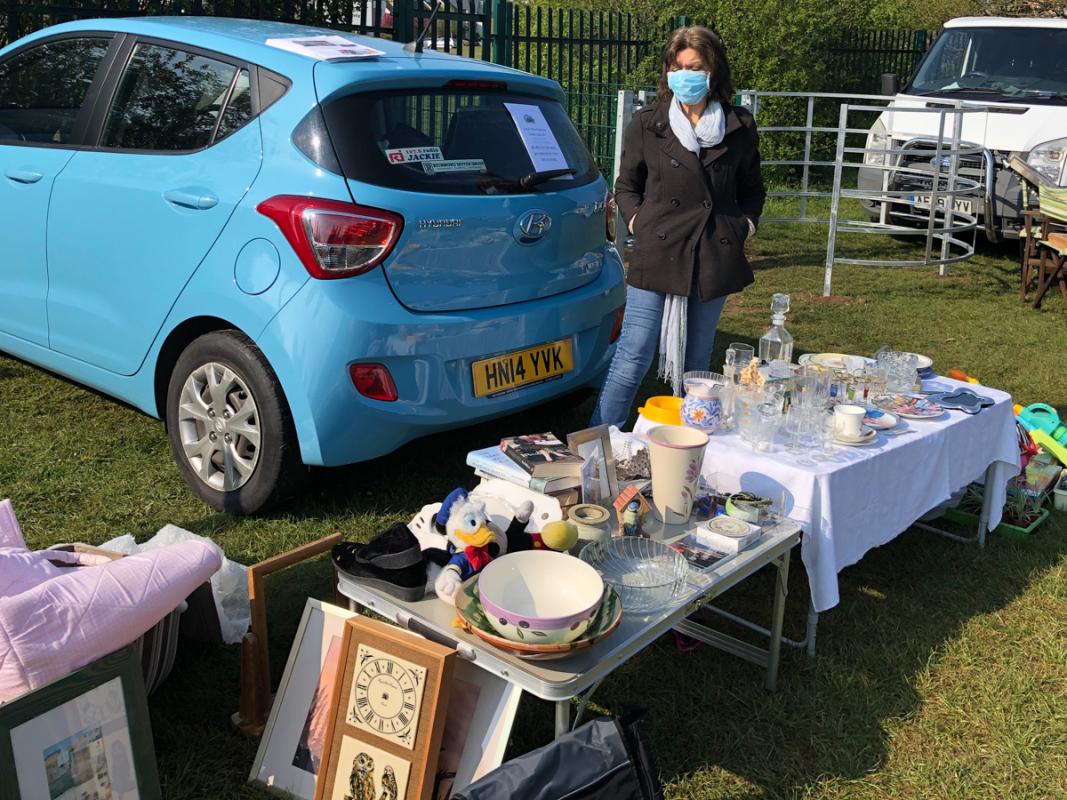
[612,89,991,296]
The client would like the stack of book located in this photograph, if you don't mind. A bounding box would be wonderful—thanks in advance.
[466,432,584,507]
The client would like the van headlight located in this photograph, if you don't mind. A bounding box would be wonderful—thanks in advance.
[865,119,889,166]
[1027,137,1067,185]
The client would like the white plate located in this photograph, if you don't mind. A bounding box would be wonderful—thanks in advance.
[834,429,879,446]
[903,352,934,370]
[863,410,899,430]
[706,516,753,538]
[798,353,874,370]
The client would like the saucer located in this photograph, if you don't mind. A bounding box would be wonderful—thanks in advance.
[706,515,754,538]
[454,575,622,660]
[863,409,899,430]
[834,428,878,446]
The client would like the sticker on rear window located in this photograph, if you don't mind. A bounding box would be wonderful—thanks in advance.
[385,146,444,164]
[265,36,384,61]
[421,159,487,175]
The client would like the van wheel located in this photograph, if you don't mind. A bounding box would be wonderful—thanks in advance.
[166,330,304,514]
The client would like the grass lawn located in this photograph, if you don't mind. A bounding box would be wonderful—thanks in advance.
[1,205,1065,799]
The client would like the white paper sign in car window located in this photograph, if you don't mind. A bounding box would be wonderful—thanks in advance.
[422,159,487,175]
[503,102,572,178]
[384,146,444,164]
[265,36,385,61]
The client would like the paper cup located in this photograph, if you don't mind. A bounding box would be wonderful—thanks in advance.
[834,404,866,439]
[647,425,709,524]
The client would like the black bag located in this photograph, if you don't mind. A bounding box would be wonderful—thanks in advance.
[452,711,663,800]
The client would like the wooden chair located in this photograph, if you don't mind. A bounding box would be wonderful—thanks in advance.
[1011,157,1067,315]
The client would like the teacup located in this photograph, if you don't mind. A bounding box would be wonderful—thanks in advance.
[834,404,866,439]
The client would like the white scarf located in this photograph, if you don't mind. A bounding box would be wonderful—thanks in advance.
[659,99,725,395]
[668,97,725,154]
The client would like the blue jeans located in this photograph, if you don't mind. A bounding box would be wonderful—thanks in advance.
[590,283,727,429]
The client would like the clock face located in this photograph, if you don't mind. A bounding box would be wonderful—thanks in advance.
[347,644,426,750]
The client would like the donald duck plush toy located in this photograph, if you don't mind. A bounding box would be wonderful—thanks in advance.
[424,488,577,603]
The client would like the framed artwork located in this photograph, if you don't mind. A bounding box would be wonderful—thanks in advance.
[314,617,456,800]
[250,599,358,798]
[567,425,619,506]
[0,646,161,800]
[431,660,521,800]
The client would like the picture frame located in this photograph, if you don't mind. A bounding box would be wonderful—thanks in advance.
[567,425,619,506]
[431,660,521,799]
[314,617,456,800]
[0,645,161,800]
[250,599,358,799]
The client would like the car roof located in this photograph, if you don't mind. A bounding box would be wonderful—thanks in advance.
[944,16,1067,30]
[9,17,558,93]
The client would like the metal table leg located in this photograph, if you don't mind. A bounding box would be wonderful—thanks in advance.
[765,550,790,690]
[554,700,570,739]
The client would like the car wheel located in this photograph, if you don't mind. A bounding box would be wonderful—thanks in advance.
[166,330,304,514]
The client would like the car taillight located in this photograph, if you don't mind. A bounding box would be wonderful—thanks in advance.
[257,195,403,279]
[350,363,398,401]
[609,306,625,344]
[605,191,617,243]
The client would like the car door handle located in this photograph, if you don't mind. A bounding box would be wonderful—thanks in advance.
[5,169,43,184]
[163,189,219,210]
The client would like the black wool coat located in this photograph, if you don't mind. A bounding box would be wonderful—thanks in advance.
[614,99,766,301]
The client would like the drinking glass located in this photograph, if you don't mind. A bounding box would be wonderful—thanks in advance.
[793,366,830,411]
[724,343,755,384]
[786,407,818,467]
[812,410,837,461]
[877,351,919,394]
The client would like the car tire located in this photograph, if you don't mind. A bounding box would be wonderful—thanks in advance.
[165,330,305,514]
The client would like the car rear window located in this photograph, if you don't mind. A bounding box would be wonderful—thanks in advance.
[320,89,599,195]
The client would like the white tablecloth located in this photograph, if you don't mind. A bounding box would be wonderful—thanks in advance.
[633,378,1021,612]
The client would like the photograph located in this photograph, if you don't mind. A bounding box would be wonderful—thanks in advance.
[249,599,357,799]
[568,426,619,506]
[330,736,410,800]
[7,657,152,800]
[44,724,112,800]
[292,633,345,774]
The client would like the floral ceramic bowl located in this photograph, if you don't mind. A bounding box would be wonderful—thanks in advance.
[478,551,604,644]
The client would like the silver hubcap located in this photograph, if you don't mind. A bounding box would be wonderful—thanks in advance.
[177,362,261,492]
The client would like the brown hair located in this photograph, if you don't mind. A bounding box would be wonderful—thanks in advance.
[657,26,733,105]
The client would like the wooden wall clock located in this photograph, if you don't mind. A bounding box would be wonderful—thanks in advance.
[315,616,456,800]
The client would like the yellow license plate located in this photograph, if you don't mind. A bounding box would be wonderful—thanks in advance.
[472,339,574,398]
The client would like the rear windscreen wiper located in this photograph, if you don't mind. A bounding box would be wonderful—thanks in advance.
[519,168,576,190]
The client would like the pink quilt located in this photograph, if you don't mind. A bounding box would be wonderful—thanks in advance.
[0,499,222,703]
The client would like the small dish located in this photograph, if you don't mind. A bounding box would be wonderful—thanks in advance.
[833,428,878,446]
[455,576,622,660]
[706,515,753,538]
[903,352,934,370]
[871,393,944,419]
[863,409,899,430]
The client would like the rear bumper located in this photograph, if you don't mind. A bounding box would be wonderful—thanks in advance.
[258,247,626,466]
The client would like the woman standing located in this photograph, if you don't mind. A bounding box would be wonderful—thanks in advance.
[589,25,765,429]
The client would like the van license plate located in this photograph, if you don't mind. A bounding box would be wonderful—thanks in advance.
[909,194,974,215]
[472,339,574,398]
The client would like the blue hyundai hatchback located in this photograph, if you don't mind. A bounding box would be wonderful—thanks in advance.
[0,18,625,512]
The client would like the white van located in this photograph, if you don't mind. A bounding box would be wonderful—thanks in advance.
[858,17,1067,240]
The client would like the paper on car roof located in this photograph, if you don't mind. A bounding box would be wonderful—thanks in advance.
[265,35,385,61]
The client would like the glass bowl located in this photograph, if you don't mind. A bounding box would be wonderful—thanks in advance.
[579,537,689,615]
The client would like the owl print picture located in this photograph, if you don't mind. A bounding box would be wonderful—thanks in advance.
[333,736,410,800]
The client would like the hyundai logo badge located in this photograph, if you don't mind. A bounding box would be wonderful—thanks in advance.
[515,210,552,244]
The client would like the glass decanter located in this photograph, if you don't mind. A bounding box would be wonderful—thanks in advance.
[759,293,794,364]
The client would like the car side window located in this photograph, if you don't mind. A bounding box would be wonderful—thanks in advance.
[102,43,244,151]
[0,37,111,145]
[214,69,253,141]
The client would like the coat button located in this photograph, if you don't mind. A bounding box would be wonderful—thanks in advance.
[720,237,730,245]
[670,198,680,207]
[670,159,679,167]
[657,232,667,240]
[703,200,711,209]
[713,162,721,171]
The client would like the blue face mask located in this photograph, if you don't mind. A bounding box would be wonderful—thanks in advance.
[667,70,710,105]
